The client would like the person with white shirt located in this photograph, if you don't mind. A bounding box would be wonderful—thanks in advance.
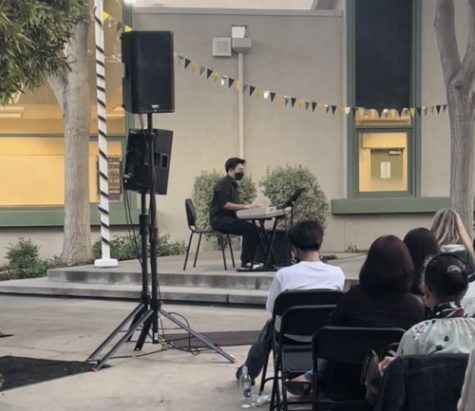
[235,220,345,381]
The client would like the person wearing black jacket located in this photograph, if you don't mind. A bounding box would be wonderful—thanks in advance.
[209,157,261,269]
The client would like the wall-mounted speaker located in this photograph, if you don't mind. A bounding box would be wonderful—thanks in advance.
[121,31,175,114]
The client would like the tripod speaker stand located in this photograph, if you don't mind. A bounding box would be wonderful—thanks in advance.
[87,113,235,370]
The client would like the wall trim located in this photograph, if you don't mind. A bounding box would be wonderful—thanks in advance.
[331,197,449,215]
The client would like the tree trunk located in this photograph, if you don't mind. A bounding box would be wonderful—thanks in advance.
[435,0,475,232]
[447,88,475,231]
[49,21,93,265]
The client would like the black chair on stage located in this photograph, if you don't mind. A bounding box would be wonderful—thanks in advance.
[258,289,344,396]
[311,326,405,411]
[270,304,337,411]
[183,198,235,270]
[375,354,469,411]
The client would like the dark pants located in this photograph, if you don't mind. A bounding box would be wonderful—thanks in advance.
[243,319,273,379]
[211,217,259,265]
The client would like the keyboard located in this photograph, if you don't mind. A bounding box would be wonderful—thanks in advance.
[236,206,290,220]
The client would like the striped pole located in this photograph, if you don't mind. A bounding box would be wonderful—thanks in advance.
[94,1,118,268]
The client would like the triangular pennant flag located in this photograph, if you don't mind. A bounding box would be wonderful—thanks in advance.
[377,109,383,118]
[430,106,435,114]
[291,97,297,107]
[305,102,310,110]
[176,55,184,65]
[101,11,110,21]
[116,22,124,32]
[422,106,428,115]
[199,66,206,76]
[325,104,330,113]
[220,76,227,87]
[270,92,276,102]
[410,108,416,117]
[191,62,198,72]
[284,96,290,106]
[331,105,337,115]
[436,105,441,114]
[255,89,264,98]
[311,102,317,112]
[212,72,220,82]
[124,25,132,32]
[263,90,270,100]
[249,86,256,96]
[235,81,241,91]
[443,104,448,112]
[184,58,191,69]
[344,107,351,115]
[228,78,235,88]
[416,107,422,116]
[206,68,213,79]
[243,85,249,94]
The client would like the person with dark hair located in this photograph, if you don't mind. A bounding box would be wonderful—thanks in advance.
[236,220,345,381]
[330,235,425,330]
[403,227,440,295]
[396,253,475,355]
[209,157,260,269]
[287,235,425,395]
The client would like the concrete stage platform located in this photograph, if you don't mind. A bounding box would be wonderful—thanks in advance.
[0,251,364,305]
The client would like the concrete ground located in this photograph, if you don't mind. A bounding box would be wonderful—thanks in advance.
[0,296,269,411]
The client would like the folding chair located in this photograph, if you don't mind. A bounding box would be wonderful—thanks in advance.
[376,354,469,411]
[259,289,344,396]
[311,326,405,411]
[183,198,235,270]
[270,304,337,411]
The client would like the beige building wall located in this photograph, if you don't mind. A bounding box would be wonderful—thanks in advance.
[133,8,345,250]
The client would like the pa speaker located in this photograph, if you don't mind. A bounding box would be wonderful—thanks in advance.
[123,129,173,195]
[121,31,175,114]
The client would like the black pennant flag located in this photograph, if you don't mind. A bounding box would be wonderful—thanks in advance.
[228,78,235,88]
[184,58,191,69]
[331,105,337,115]
[311,102,317,112]
[291,97,297,107]
[249,86,256,96]
[436,105,441,114]
[416,107,422,116]
[206,69,213,79]
[270,92,276,102]
[443,104,448,112]
[377,108,383,118]
[351,107,358,116]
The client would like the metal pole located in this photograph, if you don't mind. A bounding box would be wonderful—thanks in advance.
[94,1,118,268]
[238,52,245,158]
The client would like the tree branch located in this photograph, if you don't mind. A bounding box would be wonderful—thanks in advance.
[434,0,462,85]
[454,0,475,87]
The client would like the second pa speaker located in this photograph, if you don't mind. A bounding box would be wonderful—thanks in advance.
[121,31,175,114]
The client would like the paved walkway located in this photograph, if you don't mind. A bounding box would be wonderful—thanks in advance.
[0,296,270,410]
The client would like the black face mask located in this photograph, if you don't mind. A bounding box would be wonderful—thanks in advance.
[235,172,244,180]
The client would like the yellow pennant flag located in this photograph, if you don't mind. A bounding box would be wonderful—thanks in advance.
[275,95,284,105]
[124,25,132,32]
[191,62,198,72]
[212,72,221,82]
[234,81,241,91]
[101,11,110,22]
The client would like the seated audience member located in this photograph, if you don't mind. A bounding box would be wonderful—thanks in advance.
[288,235,425,393]
[403,227,440,295]
[330,235,425,330]
[396,253,475,356]
[430,208,475,271]
[236,220,345,381]
[458,346,475,411]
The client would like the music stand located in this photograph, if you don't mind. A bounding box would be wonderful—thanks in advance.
[87,113,235,370]
[277,187,305,226]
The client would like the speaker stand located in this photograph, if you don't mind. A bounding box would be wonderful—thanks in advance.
[87,113,235,370]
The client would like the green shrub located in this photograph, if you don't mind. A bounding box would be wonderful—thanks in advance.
[5,238,57,279]
[192,170,257,248]
[92,234,186,261]
[259,165,329,228]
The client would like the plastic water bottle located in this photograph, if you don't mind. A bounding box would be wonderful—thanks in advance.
[239,366,253,408]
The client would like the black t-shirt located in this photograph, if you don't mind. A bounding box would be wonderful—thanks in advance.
[209,175,240,224]
[329,285,426,330]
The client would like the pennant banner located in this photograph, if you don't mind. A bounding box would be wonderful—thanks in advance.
[99,10,448,117]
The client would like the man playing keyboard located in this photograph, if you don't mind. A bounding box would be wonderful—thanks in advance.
[209,157,263,270]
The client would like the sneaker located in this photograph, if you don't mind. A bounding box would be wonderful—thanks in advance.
[241,262,264,270]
